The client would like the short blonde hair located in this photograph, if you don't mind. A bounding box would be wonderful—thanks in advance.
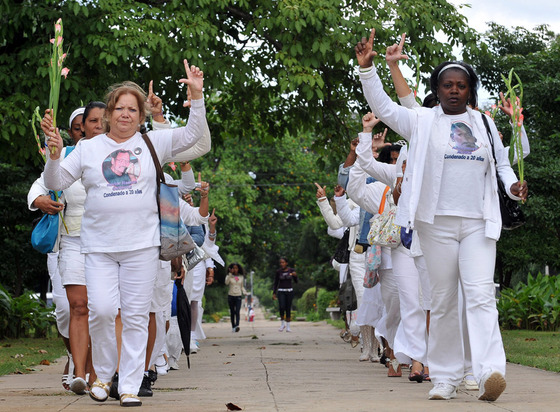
[104,81,148,129]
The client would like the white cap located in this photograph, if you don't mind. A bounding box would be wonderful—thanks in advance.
[68,107,85,129]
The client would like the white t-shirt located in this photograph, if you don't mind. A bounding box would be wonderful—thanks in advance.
[44,99,208,254]
[436,113,489,218]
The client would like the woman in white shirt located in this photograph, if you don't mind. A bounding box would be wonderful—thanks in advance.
[44,60,209,407]
[355,30,527,402]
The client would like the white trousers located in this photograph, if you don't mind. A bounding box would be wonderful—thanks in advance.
[378,268,400,349]
[348,250,366,307]
[416,216,506,386]
[85,246,159,395]
[47,252,70,338]
[391,245,427,364]
[149,311,166,368]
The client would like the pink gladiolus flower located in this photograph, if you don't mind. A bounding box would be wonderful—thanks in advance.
[55,24,62,32]
[50,38,55,44]
[169,162,177,171]
[57,36,63,46]
[56,18,62,24]
[62,53,67,60]
[519,114,524,122]
[491,104,496,109]
[414,89,417,98]
[61,67,70,78]
[485,111,491,117]
[39,147,46,156]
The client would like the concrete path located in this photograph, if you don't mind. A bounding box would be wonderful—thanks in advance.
[1,309,559,411]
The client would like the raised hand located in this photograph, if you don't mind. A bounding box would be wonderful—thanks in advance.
[334,184,345,197]
[355,28,378,68]
[208,208,217,226]
[350,137,359,152]
[147,80,164,120]
[179,59,203,101]
[362,112,381,133]
[385,33,409,67]
[372,128,390,157]
[314,182,327,200]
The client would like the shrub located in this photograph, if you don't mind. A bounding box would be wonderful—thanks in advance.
[0,285,55,339]
[299,287,317,313]
[316,289,338,317]
[498,273,560,331]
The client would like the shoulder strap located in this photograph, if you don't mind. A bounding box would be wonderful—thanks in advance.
[481,114,498,166]
[378,186,390,214]
[141,133,165,186]
[64,145,75,158]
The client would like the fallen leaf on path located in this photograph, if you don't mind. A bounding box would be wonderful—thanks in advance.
[525,338,537,341]
[257,346,266,350]
[227,354,235,357]
[224,362,231,364]
[38,349,48,354]
[40,359,50,365]
[226,402,242,410]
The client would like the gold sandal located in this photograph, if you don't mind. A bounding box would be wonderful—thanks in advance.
[120,393,142,407]
[89,379,111,402]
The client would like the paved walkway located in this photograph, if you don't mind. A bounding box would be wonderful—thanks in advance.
[1,309,559,411]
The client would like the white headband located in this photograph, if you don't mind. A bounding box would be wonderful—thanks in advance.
[438,63,469,79]
[68,107,85,129]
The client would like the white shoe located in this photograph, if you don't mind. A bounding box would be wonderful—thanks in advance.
[428,383,457,400]
[189,340,198,354]
[463,373,479,390]
[155,355,168,376]
[478,371,506,401]
[167,358,179,371]
[278,324,286,332]
[358,350,371,362]
[286,324,291,332]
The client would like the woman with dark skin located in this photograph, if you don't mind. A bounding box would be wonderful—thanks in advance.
[355,29,527,402]
[272,258,297,332]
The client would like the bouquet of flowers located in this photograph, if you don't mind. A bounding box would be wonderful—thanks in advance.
[501,68,525,184]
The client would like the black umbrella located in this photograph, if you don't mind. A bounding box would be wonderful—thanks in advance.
[174,278,191,368]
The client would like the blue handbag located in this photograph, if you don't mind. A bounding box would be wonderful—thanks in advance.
[31,190,60,254]
[141,134,196,261]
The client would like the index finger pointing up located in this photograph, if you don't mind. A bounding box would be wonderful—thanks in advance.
[368,28,376,46]
[149,80,154,96]
[183,59,190,78]
[398,33,406,50]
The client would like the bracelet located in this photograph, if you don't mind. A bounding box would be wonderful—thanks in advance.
[208,231,216,236]
[317,196,327,201]
[152,111,163,117]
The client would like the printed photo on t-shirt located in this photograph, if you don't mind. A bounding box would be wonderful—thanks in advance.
[449,121,479,154]
[102,149,141,190]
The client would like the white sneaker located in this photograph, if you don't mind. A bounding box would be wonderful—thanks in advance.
[478,371,506,401]
[358,350,371,362]
[167,358,179,371]
[285,323,291,332]
[155,355,168,376]
[278,324,286,332]
[189,340,198,354]
[463,373,478,390]
[428,383,457,400]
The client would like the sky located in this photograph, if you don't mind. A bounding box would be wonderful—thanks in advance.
[449,0,560,33]
[407,0,559,104]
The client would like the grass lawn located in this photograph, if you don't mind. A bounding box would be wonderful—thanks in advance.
[0,337,67,376]
[502,330,560,373]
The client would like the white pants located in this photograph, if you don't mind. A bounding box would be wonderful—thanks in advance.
[348,250,366,307]
[414,255,432,311]
[47,252,70,338]
[378,268,400,349]
[416,216,506,386]
[391,245,427,364]
[85,246,159,395]
[166,317,182,364]
[149,311,166,368]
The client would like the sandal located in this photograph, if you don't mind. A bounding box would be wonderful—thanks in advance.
[388,358,402,377]
[62,351,74,391]
[408,361,424,383]
[120,393,142,407]
[89,379,111,402]
[350,335,360,348]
